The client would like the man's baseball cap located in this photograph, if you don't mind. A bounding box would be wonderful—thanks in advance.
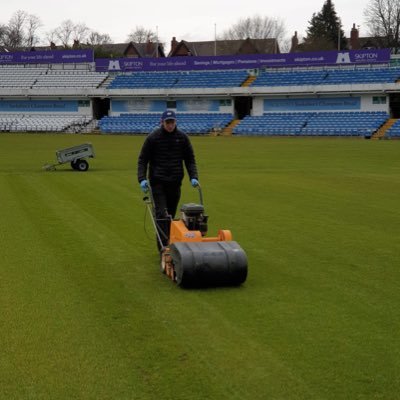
[161,110,176,121]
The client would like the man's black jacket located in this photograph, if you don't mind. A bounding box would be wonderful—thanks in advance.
[137,126,198,184]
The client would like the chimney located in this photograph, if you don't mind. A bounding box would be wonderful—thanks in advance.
[146,39,154,56]
[171,37,178,54]
[290,31,299,53]
[350,23,359,50]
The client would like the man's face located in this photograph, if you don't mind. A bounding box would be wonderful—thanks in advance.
[162,118,176,132]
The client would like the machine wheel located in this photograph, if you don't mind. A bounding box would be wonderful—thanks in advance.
[161,251,175,281]
[71,160,78,170]
[75,159,89,172]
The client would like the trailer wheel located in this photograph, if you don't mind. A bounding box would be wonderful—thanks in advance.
[75,159,89,171]
[71,160,78,170]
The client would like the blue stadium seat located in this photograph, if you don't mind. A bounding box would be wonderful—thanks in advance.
[98,113,233,135]
[233,112,388,137]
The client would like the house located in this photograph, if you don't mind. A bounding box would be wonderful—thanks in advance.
[289,24,398,53]
[349,24,391,50]
[94,40,165,58]
[168,36,280,57]
[0,40,166,58]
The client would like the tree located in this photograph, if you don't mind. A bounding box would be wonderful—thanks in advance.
[364,0,400,53]
[220,15,286,43]
[25,14,42,47]
[87,31,112,46]
[44,29,57,47]
[0,24,8,46]
[127,26,158,43]
[303,0,347,51]
[52,20,74,47]
[87,31,113,58]
[50,20,90,48]
[6,10,28,48]
[72,22,90,43]
[0,10,42,48]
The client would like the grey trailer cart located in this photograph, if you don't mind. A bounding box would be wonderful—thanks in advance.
[43,143,95,171]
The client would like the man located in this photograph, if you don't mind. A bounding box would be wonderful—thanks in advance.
[137,110,199,249]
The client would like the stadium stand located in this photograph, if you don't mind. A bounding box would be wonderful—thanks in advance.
[233,113,313,135]
[251,70,327,86]
[107,70,248,89]
[251,66,400,86]
[172,70,248,88]
[233,111,388,137]
[0,65,108,89]
[0,114,93,133]
[33,70,108,88]
[0,65,47,88]
[98,113,233,134]
[301,111,388,136]
[385,119,400,137]
[108,72,181,89]
[1,48,399,138]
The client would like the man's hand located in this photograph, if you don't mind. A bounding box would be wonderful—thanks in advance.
[191,178,199,187]
[140,179,149,193]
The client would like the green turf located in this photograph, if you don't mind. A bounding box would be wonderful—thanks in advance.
[0,133,399,399]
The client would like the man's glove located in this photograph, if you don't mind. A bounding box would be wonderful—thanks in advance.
[140,179,149,193]
[191,178,199,187]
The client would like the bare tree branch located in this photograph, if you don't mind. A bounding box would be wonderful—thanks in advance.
[25,14,42,47]
[364,0,400,52]
[54,19,75,47]
[72,22,90,43]
[87,31,112,46]
[220,15,286,42]
[7,10,28,47]
[0,24,8,46]
[126,26,158,43]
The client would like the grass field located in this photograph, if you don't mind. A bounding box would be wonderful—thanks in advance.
[0,133,399,399]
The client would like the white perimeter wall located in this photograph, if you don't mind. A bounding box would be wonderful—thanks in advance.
[252,94,389,115]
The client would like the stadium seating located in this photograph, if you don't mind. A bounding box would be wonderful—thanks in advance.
[233,113,313,135]
[0,65,47,88]
[385,119,400,137]
[323,67,400,84]
[233,111,388,137]
[0,65,108,89]
[108,72,181,89]
[172,70,248,88]
[0,62,397,138]
[33,70,108,88]
[251,70,328,87]
[98,113,233,134]
[0,114,93,133]
[251,66,400,87]
[301,111,388,136]
[108,70,248,89]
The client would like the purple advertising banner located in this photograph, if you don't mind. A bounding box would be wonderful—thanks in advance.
[95,49,391,72]
[0,49,94,64]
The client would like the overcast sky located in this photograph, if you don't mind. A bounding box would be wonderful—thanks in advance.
[2,0,370,51]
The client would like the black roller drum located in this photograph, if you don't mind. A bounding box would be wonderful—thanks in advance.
[170,241,248,288]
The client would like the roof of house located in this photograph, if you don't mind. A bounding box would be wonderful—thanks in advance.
[358,37,386,49]
[98,42,165,58]
[0,41,165,58]
[169,38,280,57]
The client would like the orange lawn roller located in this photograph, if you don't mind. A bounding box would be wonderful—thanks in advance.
[144,185,248,288]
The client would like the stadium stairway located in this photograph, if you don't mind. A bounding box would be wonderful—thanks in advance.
[221,119,240,135]
[100,74,116,88]
[241,76,257,87]
[373,118,397,139]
